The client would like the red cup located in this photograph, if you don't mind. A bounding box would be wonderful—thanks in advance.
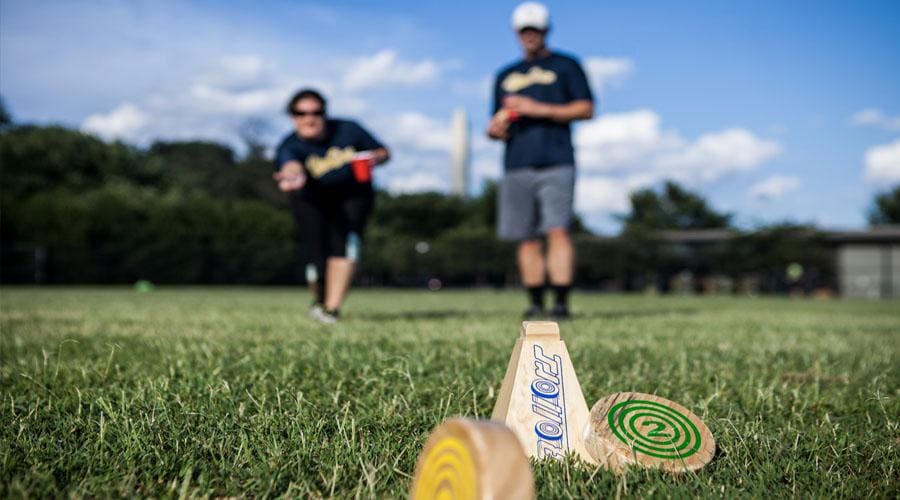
[502,95,520,122]
[351,153,374,183]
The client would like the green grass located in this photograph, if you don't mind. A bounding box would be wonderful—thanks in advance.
[1,287,898,498]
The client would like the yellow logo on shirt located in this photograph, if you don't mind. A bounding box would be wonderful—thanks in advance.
[306,146,357,178]
[501,66,558,92]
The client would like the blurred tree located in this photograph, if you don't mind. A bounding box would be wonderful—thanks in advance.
[147,140,236,191]
[239,117,272,163]
[0,95,11,126]
[621,181,732,233]
[222,155,286,208]
[729,223,833,293]
[213,200,295,283]
[461,181,498,230]
[371,191,468,239]
[0,126,144,202]
[148,139,285,206]
[2,121,838,290]
[616,181,731,291]
[868,185,900,225]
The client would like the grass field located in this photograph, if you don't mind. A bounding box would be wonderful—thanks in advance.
[1,287,898,498]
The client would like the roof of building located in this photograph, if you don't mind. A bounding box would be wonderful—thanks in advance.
[825,226,900,243]
[587,226,900,244]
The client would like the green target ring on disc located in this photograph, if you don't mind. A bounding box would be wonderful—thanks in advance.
[584,392,715,473]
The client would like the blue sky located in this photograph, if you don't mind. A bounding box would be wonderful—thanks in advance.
[2,0,899,233]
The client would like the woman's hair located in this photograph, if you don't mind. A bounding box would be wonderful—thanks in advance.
[286,88,327,115]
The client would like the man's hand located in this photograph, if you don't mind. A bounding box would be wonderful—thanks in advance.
[504,95,594,123]
[487,109,512,140]
[273,160,306,192]
[503,95,546,118]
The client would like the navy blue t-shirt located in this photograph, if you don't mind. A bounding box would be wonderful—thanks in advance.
[274,119,384,199]
[493,52,593,170]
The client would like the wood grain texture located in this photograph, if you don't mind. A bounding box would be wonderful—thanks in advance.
[410,418,534,500]
[491,322,595,463]
[583,392,715,474]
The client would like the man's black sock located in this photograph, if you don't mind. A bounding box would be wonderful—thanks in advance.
[552,285,571,307]
[527,286,546,309]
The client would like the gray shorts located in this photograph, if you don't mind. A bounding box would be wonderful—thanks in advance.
[498,165,575,241]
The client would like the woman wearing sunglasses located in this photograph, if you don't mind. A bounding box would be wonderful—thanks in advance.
[273,88,390,324]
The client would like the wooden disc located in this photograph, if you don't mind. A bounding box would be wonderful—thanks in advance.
[583,392,715,474]
[410,418,534,500]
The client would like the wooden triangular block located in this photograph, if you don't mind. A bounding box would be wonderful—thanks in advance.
[491,321,595,463]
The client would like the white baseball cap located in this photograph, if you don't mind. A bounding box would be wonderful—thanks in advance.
[511,1,550,31]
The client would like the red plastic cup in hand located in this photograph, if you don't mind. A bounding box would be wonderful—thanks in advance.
[502,95,521,122]
[351,151,375,183]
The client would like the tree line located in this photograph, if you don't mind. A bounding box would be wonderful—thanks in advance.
[2,114,898,291]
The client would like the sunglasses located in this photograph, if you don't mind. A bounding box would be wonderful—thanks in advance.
[291,109,325,117]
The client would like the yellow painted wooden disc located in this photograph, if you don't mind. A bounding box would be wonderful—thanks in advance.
[413,436,478,500]
[410,418,534,500]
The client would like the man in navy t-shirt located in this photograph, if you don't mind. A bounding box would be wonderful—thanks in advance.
[274,88,390,323]
[488,2,594,319]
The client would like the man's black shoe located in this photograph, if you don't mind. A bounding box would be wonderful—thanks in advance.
[551,304,571,319]
[522,304,545,319]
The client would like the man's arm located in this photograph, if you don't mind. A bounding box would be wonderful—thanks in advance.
[502,95,593,123]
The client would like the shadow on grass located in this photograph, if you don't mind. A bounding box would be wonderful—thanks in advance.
[349,310,512,321]
[349,308,699,322]
[573,308,700,320]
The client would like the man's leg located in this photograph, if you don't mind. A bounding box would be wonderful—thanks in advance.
[546,227,573,285]
[499,169,543,316]
[518,239,545,286]
[537,166,576,317]
[546,227,574,317]
[518,238,547,317]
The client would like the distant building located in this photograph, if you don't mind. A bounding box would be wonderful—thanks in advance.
[829,226,900,299]
[450,108,470,198]
[631,227,900,298]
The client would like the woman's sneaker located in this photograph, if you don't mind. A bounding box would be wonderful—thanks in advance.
[309,304,339,324]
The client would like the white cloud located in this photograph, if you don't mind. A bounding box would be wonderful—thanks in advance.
[380,112,452,152]
[190,84,286,114]
[342,49,440,91]
[574,173,658,232]
[571,110,783,231]
[576,110,782,182]
[576,176,641,214]
[197,55,274,90]
[386,172,448,193]
[864,138,900,184]
[654,128,783,181]
[749,175,801,201]
[76,50,373,150]
[450,74,493,100]
[851,108,900,131]
[576,109,676,171]
[81,102,148,140]
[584,57,634,93]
